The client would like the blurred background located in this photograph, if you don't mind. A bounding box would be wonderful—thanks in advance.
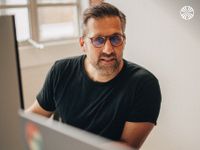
[0,0,199,150]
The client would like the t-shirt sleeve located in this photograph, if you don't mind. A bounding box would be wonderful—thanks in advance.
[127,75,162,125]
[36,64,56,112]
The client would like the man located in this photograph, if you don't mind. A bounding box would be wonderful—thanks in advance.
[27,2,161,149]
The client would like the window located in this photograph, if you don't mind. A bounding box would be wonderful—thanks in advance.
[0,0,80,42]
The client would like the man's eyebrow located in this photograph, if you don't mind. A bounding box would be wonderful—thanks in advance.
[91,32,123,37]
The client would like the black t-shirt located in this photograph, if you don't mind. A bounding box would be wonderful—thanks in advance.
[37,55,161,140]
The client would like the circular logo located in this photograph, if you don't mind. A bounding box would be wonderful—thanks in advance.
[180,6,194,20]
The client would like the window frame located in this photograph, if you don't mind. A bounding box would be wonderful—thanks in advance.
[0,0,81,45]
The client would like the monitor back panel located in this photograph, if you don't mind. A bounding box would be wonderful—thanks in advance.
[0,16,23,150]
[19,111,134,150]
[19,111,107,150]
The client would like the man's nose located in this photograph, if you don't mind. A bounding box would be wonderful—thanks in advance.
[102,39,114,54]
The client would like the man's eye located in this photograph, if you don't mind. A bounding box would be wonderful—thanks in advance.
[95,37,105,44]
[110,35,122,44]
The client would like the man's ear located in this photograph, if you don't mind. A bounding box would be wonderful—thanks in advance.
[79,37,85,52]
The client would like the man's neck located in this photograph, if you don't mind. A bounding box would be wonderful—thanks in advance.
[84,58,124,83]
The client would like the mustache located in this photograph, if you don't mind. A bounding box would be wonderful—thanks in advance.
[99,53,117,59]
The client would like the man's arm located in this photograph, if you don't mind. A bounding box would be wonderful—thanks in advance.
[26,100,53,118]
[120,122,154,149]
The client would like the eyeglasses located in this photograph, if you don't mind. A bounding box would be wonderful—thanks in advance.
[87,34,126,48]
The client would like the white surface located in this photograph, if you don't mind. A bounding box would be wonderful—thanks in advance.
[106,0,200,150]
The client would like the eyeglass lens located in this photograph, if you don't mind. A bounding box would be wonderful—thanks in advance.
[92,34,124,48]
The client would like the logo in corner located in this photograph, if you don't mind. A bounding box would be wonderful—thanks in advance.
[180,6,194,20]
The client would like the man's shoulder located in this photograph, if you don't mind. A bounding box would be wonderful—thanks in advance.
[53,55,84,69]
[124,60,158,82]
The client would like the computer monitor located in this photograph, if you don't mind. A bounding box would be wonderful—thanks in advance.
[0,15,24,150]
[0,15,133,150]
[19,110,133,150]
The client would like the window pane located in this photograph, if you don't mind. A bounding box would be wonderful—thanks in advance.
[37,0,77,4]
[38,6,78,41]
[0,8,30,41]
[0,0,27,5]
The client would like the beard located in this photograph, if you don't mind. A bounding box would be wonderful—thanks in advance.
[94,53,121,76]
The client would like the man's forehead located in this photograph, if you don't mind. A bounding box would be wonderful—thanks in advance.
[86,16,123,37]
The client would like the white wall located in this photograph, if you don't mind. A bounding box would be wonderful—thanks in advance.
[107,0,200,150]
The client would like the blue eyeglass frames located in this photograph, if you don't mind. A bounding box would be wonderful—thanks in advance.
[87,34,126,48]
